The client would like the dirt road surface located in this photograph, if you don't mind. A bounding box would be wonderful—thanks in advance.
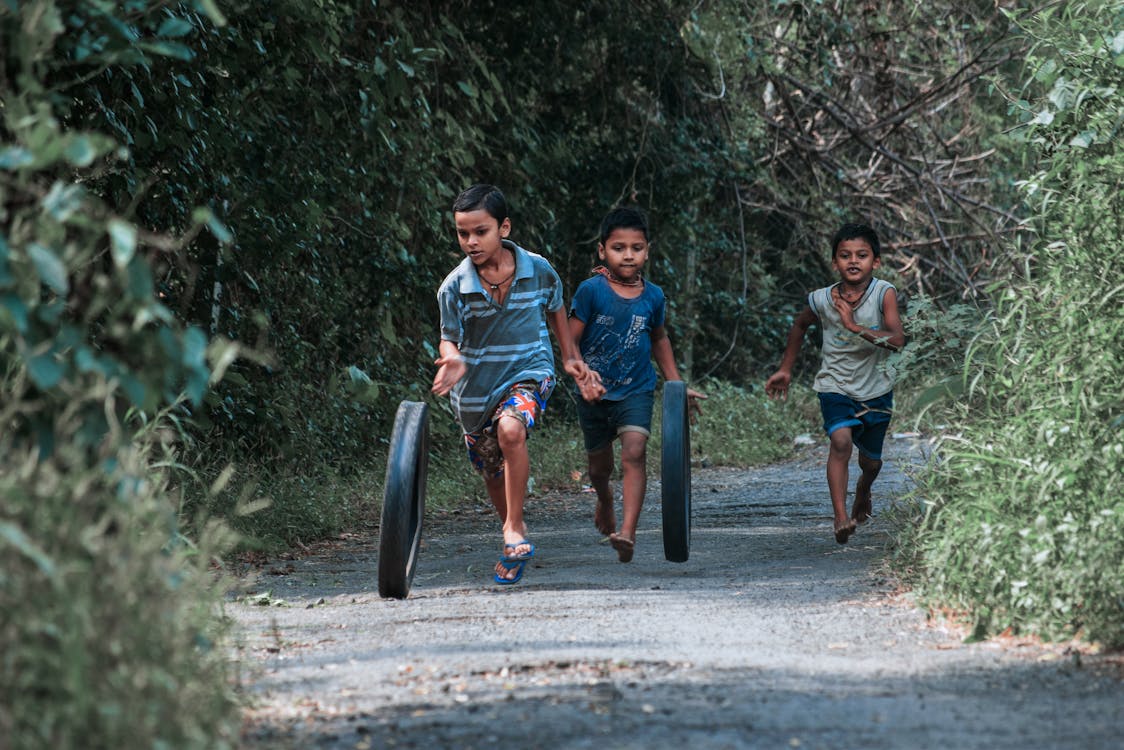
[232,438,1122,749]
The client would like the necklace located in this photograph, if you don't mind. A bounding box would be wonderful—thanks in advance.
[593,266,643,287]
[835,283,868,307]
[477,265,515,292]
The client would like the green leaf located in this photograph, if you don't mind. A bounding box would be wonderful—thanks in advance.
[197,0,228,25]
[1069,131,1095,148]
[26,350,64,388]
[63,135,99,167]
[0,522,56,577]
[125,256,154,300]
[192,207,233,243]
[1,293,28,332]
[139,41,195,61]
[348,365,372,384]
[457,81,477,97]
[108,219,137,268]
[119,373,147,408]
[0,146,34,170]
[396,60,415,77]
[27,243,68,294]
[157,17,194,38]
[42,182,85,221]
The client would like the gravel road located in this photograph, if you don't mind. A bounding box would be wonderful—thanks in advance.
[232,437,1122,749]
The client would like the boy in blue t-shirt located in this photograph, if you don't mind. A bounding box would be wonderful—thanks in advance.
[569,207,705,562]
[432,184,602,584]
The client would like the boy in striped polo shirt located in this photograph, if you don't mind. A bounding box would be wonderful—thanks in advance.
[432,184,602,584]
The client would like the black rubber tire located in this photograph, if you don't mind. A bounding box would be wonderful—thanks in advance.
[378,401,430,599]
[661,380,691,562]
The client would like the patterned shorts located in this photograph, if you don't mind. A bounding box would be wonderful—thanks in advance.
[464,378,552,477]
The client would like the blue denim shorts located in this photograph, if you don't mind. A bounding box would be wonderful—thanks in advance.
[818,391,893,460]
[575,390,655,452]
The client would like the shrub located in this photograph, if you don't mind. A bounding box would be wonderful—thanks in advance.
[898,1,1124,647]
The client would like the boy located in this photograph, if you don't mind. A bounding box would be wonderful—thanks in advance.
[432,184,602,584]
[765,223,905,544]
[569,206,705,562]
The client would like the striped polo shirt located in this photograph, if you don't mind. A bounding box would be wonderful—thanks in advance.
[437,240,563,433]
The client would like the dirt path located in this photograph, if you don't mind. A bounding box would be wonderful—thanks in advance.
[232,437,1122,749]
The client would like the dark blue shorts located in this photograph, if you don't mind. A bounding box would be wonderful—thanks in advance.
[575,391,655,452]
[818,391,893,460]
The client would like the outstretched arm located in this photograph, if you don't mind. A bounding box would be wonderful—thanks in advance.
[651,326,707,419]
[549,307,604,400]
[431,339,467,397]
[765,306,817,400]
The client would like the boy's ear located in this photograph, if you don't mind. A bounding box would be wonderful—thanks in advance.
[499,217,511,237]
[596,243,606,260]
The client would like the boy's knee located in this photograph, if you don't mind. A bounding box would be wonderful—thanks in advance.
[828,429,853,454]
[494,415,527,449]
[619,432,648,466]
[620,444,647,468]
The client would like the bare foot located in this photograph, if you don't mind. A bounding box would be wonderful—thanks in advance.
[609,533,635,563]
[851,487,872,524]
[594,497,616,536]
[834,517,857,544]
[493,558,525,583]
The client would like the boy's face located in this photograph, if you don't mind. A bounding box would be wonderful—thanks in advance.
[597,228,649,282]
[832,238,880,285]
[454,209,511,266]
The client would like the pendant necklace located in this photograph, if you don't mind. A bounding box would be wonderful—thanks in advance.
[836,282,868,308]
[478,266,515,292]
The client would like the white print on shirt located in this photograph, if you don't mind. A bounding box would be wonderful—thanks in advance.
[623,315,645,350]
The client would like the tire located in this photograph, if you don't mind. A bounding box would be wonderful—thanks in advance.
[378,401,430,599]
[661,380,691,562]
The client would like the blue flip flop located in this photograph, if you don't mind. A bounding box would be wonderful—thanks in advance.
[494,557,526,585]
[503,540,535,561]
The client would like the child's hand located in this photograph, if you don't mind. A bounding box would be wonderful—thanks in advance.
[431,353,467,396]
[765,370,790,400]
[686,387,707,423]
[565,359,605,401]
[831,290,860,333]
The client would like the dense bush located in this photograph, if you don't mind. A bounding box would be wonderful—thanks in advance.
[899,2,1124,647]
[2,2,239,745]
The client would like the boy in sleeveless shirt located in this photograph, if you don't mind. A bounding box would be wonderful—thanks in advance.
[765,224,905,543]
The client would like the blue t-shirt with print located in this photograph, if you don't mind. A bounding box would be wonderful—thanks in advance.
[570,274,666,401]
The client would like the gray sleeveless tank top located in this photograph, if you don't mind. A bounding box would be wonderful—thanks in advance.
[808,278,895,400]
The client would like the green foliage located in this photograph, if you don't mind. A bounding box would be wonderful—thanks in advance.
[0,418,240,749]
[885,293,982,415]
[2,2,238,744]
[690,380,816,467]
[899,1,1124,647]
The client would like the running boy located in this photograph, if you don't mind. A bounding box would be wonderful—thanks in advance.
[765,223,905,544]
[432,184,601,584]
[569,206,705,563]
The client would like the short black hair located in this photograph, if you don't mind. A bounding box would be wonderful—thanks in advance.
[599,206,649,244]
[452,184,508,225]
[831,223,880,258]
